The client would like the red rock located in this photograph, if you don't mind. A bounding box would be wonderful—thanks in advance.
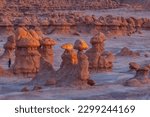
[129,62,140,71]
[21,87,29,92]
[33,85,42,91]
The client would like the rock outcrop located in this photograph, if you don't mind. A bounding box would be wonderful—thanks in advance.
[31,57,56,85]
[40,37,56,64]
[0,0,119,12]
[57,40,95,87]
[86,33,115,71]
[13,27,41,77]
[30,37,57,85]
[117,47,140,57]
[125,64,150,87]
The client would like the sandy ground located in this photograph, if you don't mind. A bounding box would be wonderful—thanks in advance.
[0,29,150,100]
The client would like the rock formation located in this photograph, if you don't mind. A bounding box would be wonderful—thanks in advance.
[0,0,119,12]
[31,57,56,86]
[0,15,14,35]
[129,62,140,71]
[30,37,57,85]
[56,43,79,86]
[117,47,140,57]
[125,63,150,87]
[57,41,94,87]
[53,18,71,34]
[0,35,16,59]
[86,33,115,71]
[0,9,150,36]
[40,37,56,64]
[74,40,90,80]
[13,27,41,77]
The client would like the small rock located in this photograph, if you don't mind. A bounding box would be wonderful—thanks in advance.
[129,62,140,71]
[33,85,42,91]
[21,87,29,92]
[87,79,95,86]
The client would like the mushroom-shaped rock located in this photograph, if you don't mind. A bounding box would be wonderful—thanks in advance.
[40,37,56,64]
[56,43,80,87]
[61,43,74,50]
[41,37,56,46]
[74,39,91,82]
[90,32,106,44]
[13,37,41,77]
[125,67,150,87]
[74,39,88,51]
[86,33,114,71]
[61,43,78,65]
[90,32,105,53]
[0,35,16,59]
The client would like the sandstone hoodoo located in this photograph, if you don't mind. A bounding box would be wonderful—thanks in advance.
[57,41,95,87]
[13,27,41,77]
[125,65,150,87]
[86,33,115,71]
[0,35,16,59]
[74,39,95,86]
[56,43,79,87]
[30,37,57,86]
[74,39,89,81]
[40,37,56,64]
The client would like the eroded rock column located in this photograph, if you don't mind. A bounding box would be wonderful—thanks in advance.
[40,37,56,64]
[86,32,115,71]
[13,27,41,77]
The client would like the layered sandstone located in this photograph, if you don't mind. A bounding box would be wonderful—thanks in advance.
[39,37,56,64]
[31,57,56,86]
[86,33,115,71]
[57,40,95,87]
[13,27,41,77]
